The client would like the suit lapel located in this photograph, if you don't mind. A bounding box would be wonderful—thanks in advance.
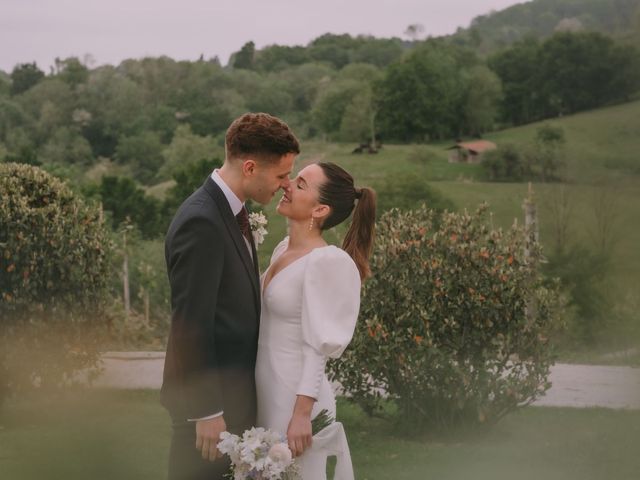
[203,177,260,312]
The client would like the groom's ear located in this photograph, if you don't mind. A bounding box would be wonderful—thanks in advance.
[241,159,257,177]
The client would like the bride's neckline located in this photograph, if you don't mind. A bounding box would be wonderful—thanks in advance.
[262,240,332,296]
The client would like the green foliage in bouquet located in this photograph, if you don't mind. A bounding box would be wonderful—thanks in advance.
[0,163,113,405]
[329,204,562,432]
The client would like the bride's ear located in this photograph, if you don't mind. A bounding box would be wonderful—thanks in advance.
[312,204,331,222]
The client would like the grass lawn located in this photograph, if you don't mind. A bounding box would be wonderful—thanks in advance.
[1,389,639,480]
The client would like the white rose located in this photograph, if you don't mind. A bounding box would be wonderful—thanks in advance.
[268,442,293,464]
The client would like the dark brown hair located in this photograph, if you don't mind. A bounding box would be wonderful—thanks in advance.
[225,112,300,164]
[317,162,376,280]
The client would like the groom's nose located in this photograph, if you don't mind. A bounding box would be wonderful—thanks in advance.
[281,176,291,190]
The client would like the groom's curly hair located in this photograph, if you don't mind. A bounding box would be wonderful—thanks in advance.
[225,113,300,164]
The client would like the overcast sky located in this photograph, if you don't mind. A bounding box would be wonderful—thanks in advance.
[0,0,526,73]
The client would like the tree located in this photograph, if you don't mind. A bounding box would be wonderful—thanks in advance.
[54,57,89,87]
[10,62,45,96]
[488,38,542,125]
[115,131,164,184]
[463,65,503,135]
[308,34,355,69]
[96,175,163,239]
[232,41,256,70]
[482,143,527,181]
[404,23,425,41]
[79,66,145,157]
[330,205,560,431]
[278,63,336,112]
[163,157,222,216]
[530,124,565,181]
[376,42,469,141]
[0,163,112,404]
[254,45,310,71]
[39,127,94,166]
[312,79,363,138]
[336,64,383,142]
[3,127,39,165]
[160,124,221,178]
[0,72,10,97]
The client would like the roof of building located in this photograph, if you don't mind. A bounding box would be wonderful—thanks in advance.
[447,140,497,153]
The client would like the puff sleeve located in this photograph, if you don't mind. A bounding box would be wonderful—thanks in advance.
[296,247,361,399]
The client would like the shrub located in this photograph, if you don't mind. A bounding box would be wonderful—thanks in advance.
[0,163,112,405]
[372,173,454,215]
[329,204,561,432]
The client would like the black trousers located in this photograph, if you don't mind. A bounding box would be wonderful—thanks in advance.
[167,421,231,480]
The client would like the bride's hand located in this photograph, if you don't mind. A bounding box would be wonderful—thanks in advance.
[287,395,315,457]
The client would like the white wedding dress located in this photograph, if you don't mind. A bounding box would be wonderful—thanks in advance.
[256,237,361,480]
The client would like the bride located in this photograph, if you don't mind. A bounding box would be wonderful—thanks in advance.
[256,161,376,480]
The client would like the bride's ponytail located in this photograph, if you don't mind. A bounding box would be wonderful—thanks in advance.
[317,163,377,280]
[342,187,376,280]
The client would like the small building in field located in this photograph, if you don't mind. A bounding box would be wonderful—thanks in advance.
[447,140,497,164]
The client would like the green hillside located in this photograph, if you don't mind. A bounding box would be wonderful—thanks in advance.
[448,0,640,54]
[248,101,640,346]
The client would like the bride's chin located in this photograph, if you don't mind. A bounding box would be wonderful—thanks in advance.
[276,203,290,217]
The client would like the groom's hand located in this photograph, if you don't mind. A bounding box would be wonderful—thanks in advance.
[195,415,226,461]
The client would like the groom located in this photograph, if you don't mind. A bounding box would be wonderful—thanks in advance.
[162,113,299,480]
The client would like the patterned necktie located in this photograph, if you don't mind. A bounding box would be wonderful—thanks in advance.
[236,207,252,246]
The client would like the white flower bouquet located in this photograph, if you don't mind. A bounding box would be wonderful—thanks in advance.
[248,212,268,246]
[217,427,300,480]
[217,410,334,480]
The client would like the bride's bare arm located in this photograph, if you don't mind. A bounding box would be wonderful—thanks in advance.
[286,394,315,457]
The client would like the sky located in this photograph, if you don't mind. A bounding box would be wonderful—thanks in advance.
[0,0,526,73]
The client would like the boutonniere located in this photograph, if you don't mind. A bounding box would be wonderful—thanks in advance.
[248,211,268,246]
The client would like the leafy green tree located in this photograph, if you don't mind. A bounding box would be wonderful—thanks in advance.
[115,131,164,184]
[339,88,376,142]
[0,72,10,96]
[95,175,163,238]
[372,174,455,214]
[232,41,256,69]
[463,65,503,135]
[3,127,39,165]
[531,124,566,181]
[376,42,469,141]
[16,79,75,144]
[488,38,542,125]
[10,62,45,95]
[0,99,29,143]
[39,127,93,166]
[54,57,89,87]
[160,124,221,177]
[80,66,145,157]
[350,37,404,67]
[482,143,527,181]
[330,205,560,432]
[312,79,363,138]
[278,63,336,112]
[308,34,355,69]
[254,45,310,71]
[163,157,222,216]
[545,245,611,346]
[537,31,640,115]
[0,163,112,404]
[246,79,293,116]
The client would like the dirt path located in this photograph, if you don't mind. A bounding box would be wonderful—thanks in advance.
[94,352,640,409]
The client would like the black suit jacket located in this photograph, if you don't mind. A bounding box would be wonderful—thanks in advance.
[161,177,260,430]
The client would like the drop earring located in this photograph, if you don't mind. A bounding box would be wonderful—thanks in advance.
[309,217,314,231]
